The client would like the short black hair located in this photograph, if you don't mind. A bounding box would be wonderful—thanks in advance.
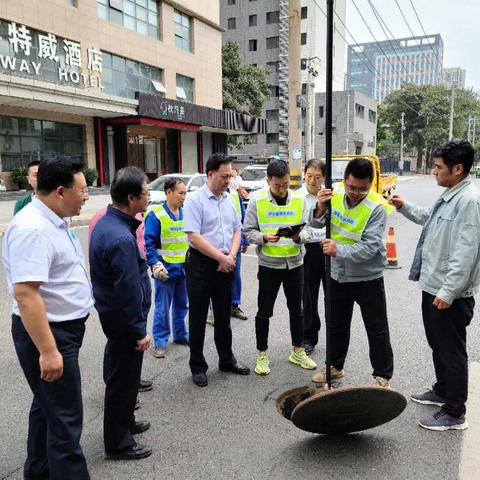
[267,159,290,178]
[205,153,232,174]
[344,158,374,182]
[431,139,474,174]
[164,177,185,193]
[304,158,326,176]
[37,156,84,194]
[27,160,41,171]
[110,166,148,207]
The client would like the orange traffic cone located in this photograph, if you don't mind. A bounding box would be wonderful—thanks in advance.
[386,226,401,269]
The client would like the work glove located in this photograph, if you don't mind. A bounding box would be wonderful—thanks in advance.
[152,262,169,282]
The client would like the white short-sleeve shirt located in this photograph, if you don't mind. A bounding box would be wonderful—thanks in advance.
[2,198,93,322]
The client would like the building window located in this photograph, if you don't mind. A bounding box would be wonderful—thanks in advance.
[270,85,279,97]
[266,133,279,144]
[65,0,76,5]
[249,39,257,52]
[355,103,365,119]
[266,61,279,73]
[97,0,159,39]
[227,17,236,30]
[266,36,279,49]
[300,58,307,70]
[227,0,235,5]
[266,11,280,24]
[319,106,324,118]
[249,14,257,27]
[355,145,362,154]
[368,109,377,123]
[266,109,279,121]
[301,32,307,45]
[301,6,307,19]
[0,116,84,171]
[301,83,307,95]
[176,74,194,103]
[174,9,192,52]
[102,51,164,99]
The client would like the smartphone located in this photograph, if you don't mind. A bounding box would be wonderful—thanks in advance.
[275,223,306,238]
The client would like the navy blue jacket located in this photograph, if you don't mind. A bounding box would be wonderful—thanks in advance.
[89,205,152,340]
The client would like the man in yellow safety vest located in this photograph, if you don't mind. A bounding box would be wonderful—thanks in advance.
[145,178,189,358]
[244,160,320,375]
[312,157,394,388]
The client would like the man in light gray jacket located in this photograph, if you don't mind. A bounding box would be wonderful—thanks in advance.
[391,139,480,432]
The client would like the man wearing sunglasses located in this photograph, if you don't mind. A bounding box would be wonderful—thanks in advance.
[312,157,394,389]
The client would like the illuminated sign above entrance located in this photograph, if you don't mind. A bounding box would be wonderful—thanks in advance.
[0,19,102,88]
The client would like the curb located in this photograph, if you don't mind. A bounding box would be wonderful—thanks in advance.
[0,212,95,236]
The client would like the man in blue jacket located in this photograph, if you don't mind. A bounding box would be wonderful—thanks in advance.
[145,178,189,358]
[90,167,152,461]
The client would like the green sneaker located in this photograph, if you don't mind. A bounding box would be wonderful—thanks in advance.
[288,349,317,370]
[255,352,270,375]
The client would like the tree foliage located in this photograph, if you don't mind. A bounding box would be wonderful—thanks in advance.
[377,84,480,169]
[222,41,271,148]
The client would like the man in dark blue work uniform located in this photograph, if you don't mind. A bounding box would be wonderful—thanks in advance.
[90,167,153,461]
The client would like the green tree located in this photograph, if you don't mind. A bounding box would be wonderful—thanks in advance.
[378,84,480,171]
[222,41,271,148]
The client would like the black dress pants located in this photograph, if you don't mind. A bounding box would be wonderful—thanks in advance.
[103,332,143,453]
[186,248,237,374]
[255,264,304,351]
[330,277,394,380]
[422,291,475,417]
[11,314,90,480]
[303,243,326,346]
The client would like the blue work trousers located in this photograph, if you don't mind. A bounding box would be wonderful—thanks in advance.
[153,276,188,348]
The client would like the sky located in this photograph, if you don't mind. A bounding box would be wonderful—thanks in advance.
[343,0,480,91]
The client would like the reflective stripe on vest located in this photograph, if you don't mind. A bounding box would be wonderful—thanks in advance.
[331,182,386,245]
[256,189,303,257]
[150,203,187,263]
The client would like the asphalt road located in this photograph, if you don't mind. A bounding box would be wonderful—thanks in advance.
[1,175,480,480]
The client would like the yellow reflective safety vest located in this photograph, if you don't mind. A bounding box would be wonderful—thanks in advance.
[331,182,390,245]
[230,191,242,221]
[149,203,188,264]
[256,189,304,257]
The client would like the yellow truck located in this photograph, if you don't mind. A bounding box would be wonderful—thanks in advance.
[330,154,397,197]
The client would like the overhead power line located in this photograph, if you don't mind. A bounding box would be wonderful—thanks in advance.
[408,0,443,66]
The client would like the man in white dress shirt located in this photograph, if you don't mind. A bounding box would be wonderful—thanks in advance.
[3,156,93,480]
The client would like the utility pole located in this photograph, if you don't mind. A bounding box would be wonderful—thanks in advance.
[304,58,318,161]
[448,87,455,141]
[399,111,405,176]
[287,0,302,189]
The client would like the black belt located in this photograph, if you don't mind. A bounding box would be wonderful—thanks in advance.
[305,242,322,249]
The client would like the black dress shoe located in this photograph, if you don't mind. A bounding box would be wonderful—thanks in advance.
[192,373,208,387]
[130,419,151,434]
[304,343,315,356]
[138,379,153,392]
[174,339,189,346]
[219,363,251,375]
[105,443,152,460]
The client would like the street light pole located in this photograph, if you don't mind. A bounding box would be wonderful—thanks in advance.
[399,111,405,176]
[448,87,455,141]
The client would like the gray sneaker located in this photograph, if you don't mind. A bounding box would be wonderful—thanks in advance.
[411,389,446,406]
[419,410,468,431]
[152,347,166,358]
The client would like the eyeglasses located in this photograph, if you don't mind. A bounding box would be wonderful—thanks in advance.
[67,186,89,195]
[344,185,371,195]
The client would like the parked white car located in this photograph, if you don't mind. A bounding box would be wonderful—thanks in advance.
[148,173,207,206]
[240,164,268,196]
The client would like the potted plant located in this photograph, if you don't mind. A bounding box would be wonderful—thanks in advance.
[83,168,98,187]
[11,167,29,190]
